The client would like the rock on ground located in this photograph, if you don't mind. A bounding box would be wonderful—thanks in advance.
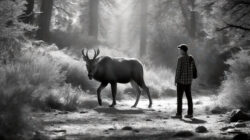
[229,109,250,122]
[233,133,248,140]
[195,126,208,133]
[121,126,133,131]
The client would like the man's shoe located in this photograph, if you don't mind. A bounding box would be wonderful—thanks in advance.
[171,115,182,119]
[184,114,193,118]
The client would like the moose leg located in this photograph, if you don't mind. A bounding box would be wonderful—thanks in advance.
[131,81,141,108]
[97,83,108,106]
[142,83,152,108]
[110,83,117,107]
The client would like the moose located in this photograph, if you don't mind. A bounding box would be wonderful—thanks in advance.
[82,49,152,108]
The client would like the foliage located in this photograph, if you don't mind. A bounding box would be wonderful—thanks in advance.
[51,0,118,42]
[0,42,65,138]
[52,0,82,31]
[39,84,84,111]
[144,66,175,98]
[220,0,250,38]
[41,42,95,90]
[218,50,250,109]
[0,1,37,138]
[0,40,94,138]
[0,0,36,64]
[198,0,250,44]
[0,0,35,39]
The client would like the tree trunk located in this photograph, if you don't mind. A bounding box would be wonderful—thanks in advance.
[88,0,99,39]
[178,0,197,39]
[189,0,196,39]
[20,0,35,24]
[36,0,53,42]
[139,0,148,57]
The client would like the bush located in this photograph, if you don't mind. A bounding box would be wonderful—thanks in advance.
[0,43,66,138]
[38,84,84,111]
[42,43,95,90]
[0,87,34,139]
[144,66,175,98]
[218,50,250,109]
[20,42,96,110]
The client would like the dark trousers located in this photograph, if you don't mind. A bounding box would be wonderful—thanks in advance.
[177,83,193,115]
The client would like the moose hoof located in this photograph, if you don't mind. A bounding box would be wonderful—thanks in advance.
[148,104,152,108]
[109,104,115,108]
[131,105,136,108]
[98,100,102,106]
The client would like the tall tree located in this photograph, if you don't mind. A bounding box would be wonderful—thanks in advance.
[189,0,196,38]
[139,0,148,57]
[179,0,197,39]
[88,0,99,39]
[36,0,53,41]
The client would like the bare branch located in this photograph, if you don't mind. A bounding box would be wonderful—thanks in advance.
[231,0,250,9]
[53,5,71,16]
[217,23,250,31]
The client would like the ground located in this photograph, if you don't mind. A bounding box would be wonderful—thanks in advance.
[34,97,250,140]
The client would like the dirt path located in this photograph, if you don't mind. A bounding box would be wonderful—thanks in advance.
[34,97,250,140]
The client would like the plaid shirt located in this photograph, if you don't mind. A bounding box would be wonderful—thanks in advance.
[175,54,196,85]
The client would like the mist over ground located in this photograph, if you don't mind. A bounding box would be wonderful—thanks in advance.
[0,0,250,139]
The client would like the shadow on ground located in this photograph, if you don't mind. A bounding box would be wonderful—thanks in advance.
[94,107,145,114]
[59,129,231,140]
[181,118,207,124]
[80,100,110,109]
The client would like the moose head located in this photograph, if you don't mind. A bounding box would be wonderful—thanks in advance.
[82,49,100,80]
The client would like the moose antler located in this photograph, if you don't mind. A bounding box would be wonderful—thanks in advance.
[82,48,99,60]
[93,49,100,60]
[82,49,89,60]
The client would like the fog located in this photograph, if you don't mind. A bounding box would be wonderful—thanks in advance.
[1,0,250,139]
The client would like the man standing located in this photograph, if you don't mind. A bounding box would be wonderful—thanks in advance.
[172,44,197,119]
